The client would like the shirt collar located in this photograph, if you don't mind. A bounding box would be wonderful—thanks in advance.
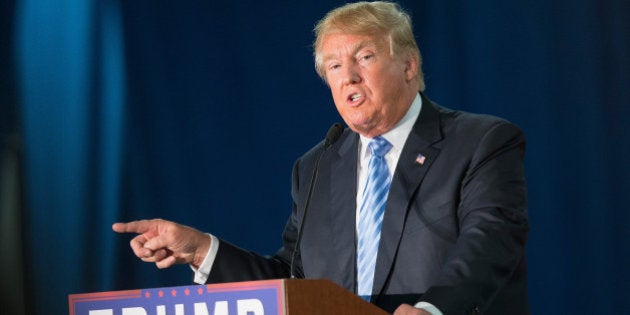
[359,93,423,157]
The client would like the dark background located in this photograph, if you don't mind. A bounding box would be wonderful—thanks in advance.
[1,0,628,314]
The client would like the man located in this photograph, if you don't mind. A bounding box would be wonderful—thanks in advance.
[113,2,529,314]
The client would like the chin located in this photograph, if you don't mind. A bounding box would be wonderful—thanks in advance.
[349,125,376,137]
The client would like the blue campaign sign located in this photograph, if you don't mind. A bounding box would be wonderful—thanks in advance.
[69,280,285,315]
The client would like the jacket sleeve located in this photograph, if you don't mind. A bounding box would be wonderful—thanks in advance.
[206,158,305,284]
[205,239,291,284]
[421,121,529,314]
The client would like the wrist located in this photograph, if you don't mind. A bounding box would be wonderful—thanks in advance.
[191,234,211,269]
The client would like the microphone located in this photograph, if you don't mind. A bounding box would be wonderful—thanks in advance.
[323,122,344,149]
[289,123,344,278]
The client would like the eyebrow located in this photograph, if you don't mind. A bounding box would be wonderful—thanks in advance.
[322,39,379,64]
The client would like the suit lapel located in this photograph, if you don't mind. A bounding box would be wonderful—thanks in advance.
[328,131,360,290]
[372,97,444,296]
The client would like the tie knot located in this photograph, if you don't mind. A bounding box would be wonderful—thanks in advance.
[369,136,392,158]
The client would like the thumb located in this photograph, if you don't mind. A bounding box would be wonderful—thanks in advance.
[143,234,172,251]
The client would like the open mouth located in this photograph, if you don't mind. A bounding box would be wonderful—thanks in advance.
[348,93,363,103]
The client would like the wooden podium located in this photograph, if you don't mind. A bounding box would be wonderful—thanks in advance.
[69,279,388,315]
[280,279,387,314]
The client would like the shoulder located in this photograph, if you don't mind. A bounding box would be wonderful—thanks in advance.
[439,103,518,131]
[412,99,526,164]
[293,127,355,171]
[428,101,525,144]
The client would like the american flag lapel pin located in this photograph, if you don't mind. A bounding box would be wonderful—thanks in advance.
[415,153,426,165]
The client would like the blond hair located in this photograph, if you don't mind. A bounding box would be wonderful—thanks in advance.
[313,1,425,91]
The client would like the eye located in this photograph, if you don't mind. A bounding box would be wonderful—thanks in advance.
[328,63,341,71]
[357,50,376,63]
[361,54,373,61]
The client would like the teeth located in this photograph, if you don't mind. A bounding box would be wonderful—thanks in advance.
[350,93,362,101]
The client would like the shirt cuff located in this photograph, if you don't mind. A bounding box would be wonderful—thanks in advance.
[191,233,219,284]
[414,301,444,315]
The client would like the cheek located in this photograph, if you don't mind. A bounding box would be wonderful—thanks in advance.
[370,73,402,99]
[329,85,344,102]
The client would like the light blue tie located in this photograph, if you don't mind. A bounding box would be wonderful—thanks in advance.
[357,136,392,300]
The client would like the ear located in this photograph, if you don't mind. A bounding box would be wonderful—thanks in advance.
[403,52,419,82]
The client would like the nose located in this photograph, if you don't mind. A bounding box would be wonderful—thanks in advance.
[341,63,361,85]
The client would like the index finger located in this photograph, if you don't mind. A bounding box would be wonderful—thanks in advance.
[112,220,154,234]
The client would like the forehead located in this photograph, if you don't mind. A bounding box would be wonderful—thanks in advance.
[320,33,387,59]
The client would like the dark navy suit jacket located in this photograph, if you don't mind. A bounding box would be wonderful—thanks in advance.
[208,94,530,315]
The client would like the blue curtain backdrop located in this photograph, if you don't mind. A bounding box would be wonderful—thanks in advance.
[2,0,629,314]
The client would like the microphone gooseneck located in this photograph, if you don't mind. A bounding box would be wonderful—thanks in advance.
[289,123,344,279]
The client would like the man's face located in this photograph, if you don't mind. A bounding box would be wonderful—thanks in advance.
[320,33,417,138]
